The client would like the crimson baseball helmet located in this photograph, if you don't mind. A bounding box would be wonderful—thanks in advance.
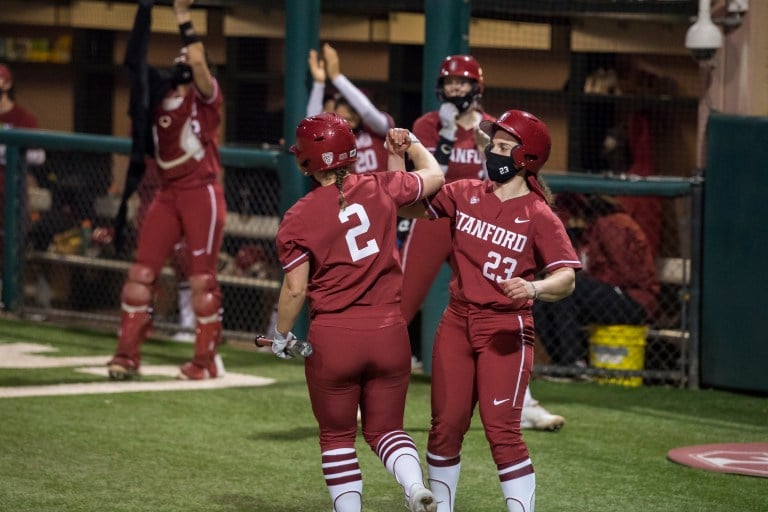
[436,55,484,110]
[290,113,358,173]
[479,110,551,174]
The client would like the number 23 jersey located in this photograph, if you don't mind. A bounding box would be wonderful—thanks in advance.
[276,171,424,317]
[426,179,581,311]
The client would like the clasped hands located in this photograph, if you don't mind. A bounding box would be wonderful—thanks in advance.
[385,128,418,158]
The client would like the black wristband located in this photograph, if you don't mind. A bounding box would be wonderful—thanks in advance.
[179,21,201,46]
[435,136,454,165]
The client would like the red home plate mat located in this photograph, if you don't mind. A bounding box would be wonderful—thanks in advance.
[667,443,768,478]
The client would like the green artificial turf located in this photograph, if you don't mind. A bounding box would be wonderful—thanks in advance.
[0,317,766,511]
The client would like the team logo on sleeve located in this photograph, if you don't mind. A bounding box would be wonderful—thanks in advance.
[322,152,334,165]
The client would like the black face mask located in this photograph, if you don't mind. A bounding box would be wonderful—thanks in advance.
[484,146,518,183]
[445,93,473,113]
[438,82,480,114]
[171,63,193,87]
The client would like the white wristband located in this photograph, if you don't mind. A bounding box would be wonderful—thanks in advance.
[530,281,539,300]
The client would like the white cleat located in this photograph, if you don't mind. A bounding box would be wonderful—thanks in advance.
[521,401,565,432]
[409,484,437,512]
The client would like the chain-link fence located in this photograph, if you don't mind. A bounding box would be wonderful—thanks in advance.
[2,0,702,386]
[533,179,696,387]
[2,132,282,343]
[2,130,697,388]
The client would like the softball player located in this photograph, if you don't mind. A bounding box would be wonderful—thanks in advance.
[402,110,581,511]
[272,113,443,512]
[108,0,226,381]
[402,55,565,431]
[401,54,495,324]
[306,43,394,174]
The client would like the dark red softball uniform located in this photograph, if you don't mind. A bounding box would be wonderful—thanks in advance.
[276,171,425,451]
[412,111,494,184]
[424,179,581,465]
[136,80,225,277]
[152,81,223,188]
[353,117,394,174]
[400,110,496,323]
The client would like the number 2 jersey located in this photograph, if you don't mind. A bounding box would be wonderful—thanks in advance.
[425,179,582,312]
[276,171,425,318]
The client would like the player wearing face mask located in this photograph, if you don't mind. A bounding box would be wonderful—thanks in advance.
[401,55,494,326]
[108,0,226,382]
[399,109,581,512]
[401,58,566,431]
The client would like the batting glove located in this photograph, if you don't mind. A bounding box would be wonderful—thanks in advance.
[438,102,459,141]
[272,329,296,359]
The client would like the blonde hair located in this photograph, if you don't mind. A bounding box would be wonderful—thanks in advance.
[314,166,350,210]
[537,174,554,206]
[334,168,348,210]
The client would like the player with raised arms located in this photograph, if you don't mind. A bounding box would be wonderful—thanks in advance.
[107,0,226,381]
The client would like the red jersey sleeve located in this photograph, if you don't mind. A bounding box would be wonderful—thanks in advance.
[375,169,425,206]
[532,207,583,274]
[276,208,310,273]
[424,181,457,219]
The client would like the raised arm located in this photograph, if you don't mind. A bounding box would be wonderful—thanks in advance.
[385,128,444,218]
[306,48,326,116]
[174,0,215,99]
[324,43,391,136]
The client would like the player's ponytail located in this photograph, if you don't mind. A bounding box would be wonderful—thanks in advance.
[334,169,348,210]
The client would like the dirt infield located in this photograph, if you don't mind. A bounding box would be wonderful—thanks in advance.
[667,443,768,478]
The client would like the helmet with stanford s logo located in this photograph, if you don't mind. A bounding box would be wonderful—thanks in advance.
[479,110,551,174]
[290,113,358,173]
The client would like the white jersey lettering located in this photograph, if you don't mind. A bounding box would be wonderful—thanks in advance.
[455,208,528,253]
[355,148,378,173]
[451,147,482,165]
